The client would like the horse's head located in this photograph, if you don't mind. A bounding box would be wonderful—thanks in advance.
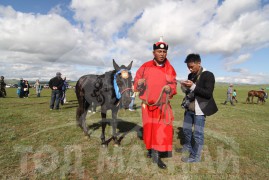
[113,59,133,109]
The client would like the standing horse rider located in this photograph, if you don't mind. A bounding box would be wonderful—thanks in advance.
[134,37,177,169]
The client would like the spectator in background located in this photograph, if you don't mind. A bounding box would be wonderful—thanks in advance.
[24,80,30,98]
[129,84,136,111]
[34,79,42,97]
[18,78,25,98]
[232,89,238,103]
[49,72,64,110]
[0,76,6,97]
[223,84,234,106]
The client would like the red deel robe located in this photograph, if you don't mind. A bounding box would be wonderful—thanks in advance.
[134,59,177,152]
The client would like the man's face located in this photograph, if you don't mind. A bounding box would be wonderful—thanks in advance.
[153,49,167,63]
[187,61,201,74]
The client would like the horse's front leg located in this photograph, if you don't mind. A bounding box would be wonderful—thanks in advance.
[100,112,107,147]
[111,108,119,147]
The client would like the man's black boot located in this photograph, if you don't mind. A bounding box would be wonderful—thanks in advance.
[147,149,152,158]
[152,150,167,169]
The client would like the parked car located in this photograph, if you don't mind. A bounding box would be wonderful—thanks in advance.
[11,84,18,88]
[43,84,49,89]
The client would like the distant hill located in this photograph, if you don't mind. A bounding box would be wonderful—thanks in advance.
[4,79,269,89]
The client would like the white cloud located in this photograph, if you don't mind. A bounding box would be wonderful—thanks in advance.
[195,1,269,54]
[215,0,259,24]
[70,0,149,40]
[216,73,269,84]
[224,53,251,72]
[0,1,269,83]
[0,6,81,63]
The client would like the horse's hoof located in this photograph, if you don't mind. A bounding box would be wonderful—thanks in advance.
[101,142,108,148]
[114,143,119,147]
[84,136,89,140]
[102,144,108,148]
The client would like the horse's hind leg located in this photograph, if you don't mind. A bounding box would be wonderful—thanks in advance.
[76,107,83,128]
[80,101,90,136]
[76,97,84,128]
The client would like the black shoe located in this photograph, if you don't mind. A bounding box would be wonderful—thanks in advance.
[152,150,167,169]
[147,149,152,158]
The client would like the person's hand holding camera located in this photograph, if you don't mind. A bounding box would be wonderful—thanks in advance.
[181,80,193,87]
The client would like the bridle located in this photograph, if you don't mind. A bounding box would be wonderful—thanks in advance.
[113,69,132,100]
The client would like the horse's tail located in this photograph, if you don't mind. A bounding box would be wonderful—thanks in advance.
[75,77,86,127]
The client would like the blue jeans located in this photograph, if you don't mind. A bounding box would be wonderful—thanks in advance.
[182,111,205,160]
[50,90,61,109]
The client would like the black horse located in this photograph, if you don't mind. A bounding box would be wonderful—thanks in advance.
[76,59,133,146]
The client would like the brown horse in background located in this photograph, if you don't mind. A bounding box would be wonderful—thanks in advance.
[246,90,267,104]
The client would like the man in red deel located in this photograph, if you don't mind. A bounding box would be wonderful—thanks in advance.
[134,37,177,169]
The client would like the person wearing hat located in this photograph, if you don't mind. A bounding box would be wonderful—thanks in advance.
[0,76,7,97]
[179,54,218,163]
[223,84,235,106]
[134,37,177,169]
[49,72,64,110]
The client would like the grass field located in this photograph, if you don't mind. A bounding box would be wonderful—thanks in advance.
[0,84,268,179]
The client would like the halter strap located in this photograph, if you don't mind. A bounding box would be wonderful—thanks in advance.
[113,69,131,99]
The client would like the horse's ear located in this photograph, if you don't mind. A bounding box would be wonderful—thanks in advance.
[127,61,133,70]
[113,59,120,71]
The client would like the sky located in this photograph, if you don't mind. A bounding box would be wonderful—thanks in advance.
[0,0,269,84]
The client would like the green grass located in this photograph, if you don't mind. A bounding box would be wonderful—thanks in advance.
[0,85,268,179]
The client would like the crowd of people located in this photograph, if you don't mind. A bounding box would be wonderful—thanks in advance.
[0,73,69,108]
[16,78,37,98]
[17,78,28,98]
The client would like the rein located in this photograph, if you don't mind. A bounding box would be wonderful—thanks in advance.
[143,83,172,125]
[121,87,132,95]
[115,87,133,107]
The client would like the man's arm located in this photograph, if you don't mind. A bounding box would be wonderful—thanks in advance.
[166,66,177,97]
[193,72,215,100]
[49,78,53,90]
[134,65,146,92]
